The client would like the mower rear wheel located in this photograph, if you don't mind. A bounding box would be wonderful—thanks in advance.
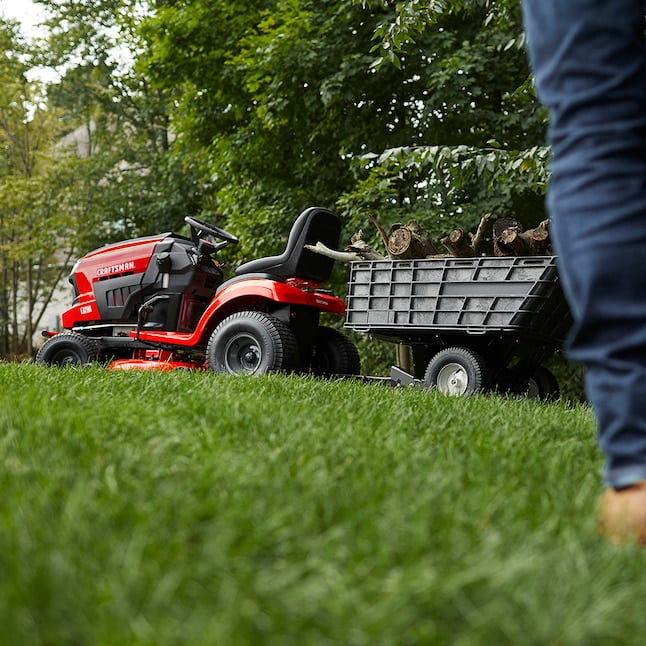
[35,332,100,366]
[310,326,361,376]
[206,311,298,375]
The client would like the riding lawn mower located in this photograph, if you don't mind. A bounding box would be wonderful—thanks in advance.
[36,207,361,376]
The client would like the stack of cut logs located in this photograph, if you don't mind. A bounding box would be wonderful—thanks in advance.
[305,212,553,262]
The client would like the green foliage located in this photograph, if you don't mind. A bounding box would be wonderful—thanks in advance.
[36,0,205,239]
[339,143,550,244]
[0,18,87,355]
[143,0,531,256]
[25,0,550,249]
[1,3,206,356]
[0,363,639,645]
[358,0,523,70]
[341,0,549,239]
[35,0,145,69]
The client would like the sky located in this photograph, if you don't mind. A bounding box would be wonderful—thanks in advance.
[1,0,58,82]
[0,0,46,36]
[1,0,132,82]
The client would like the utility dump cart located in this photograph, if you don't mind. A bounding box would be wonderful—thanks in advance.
[344,256,573,398]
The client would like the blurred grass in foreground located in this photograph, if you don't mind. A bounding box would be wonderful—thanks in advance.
[0,362,642,646]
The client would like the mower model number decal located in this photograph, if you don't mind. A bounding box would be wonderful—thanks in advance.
[96,261,135,277]
[80,305,93,315]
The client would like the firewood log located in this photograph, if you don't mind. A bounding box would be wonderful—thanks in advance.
[367,211,391,253]
[494,218,552,257]
[387,219,439,259]
[493,217,523,257]
[499,228,530,255]
[440,214,491,257]
[305,237,386,262]
[440,229,476,257]
[469,212,491,255]
[520,219,552,255]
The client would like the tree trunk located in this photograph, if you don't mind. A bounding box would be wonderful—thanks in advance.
[0,252,8,356]
[11,261,19,355]
[25,262,33,356]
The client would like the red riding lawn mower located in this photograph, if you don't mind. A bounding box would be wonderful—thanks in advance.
[36,207,361,376]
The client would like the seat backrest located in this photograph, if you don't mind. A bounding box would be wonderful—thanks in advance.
[234,207,341,282]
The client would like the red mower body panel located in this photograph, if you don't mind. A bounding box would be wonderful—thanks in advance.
[133,277,346,347]
[62,231,225,333]
[62,234,168,328]
[109,359,204,371]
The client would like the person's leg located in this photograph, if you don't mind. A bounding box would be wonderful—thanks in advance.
[522,0,646,493]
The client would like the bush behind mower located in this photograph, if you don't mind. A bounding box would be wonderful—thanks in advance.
[36,207,361,377]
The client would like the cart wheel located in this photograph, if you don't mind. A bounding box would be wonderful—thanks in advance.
[424,347,489,396]
[518,365,560,400]
[206,311,298,375]
[310,326,361,376]
[35,332,99,366]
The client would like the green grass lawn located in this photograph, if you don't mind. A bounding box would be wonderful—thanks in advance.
[2,362,646,645]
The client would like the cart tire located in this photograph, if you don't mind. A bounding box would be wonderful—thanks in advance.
[35,332,100,366]
[424,347,489,396]
[310,326,361,376]
[521,365,560,400]
[206,311,298,375]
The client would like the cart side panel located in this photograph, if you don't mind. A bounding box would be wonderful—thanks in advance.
[344,256,572,346]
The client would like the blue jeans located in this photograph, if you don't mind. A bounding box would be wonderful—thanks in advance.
[522,0,646,487]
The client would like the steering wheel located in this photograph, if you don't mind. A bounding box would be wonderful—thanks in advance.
[185,216,239,245]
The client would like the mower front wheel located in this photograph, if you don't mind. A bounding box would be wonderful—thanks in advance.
[207,311,298,375]
[35,332,100,367]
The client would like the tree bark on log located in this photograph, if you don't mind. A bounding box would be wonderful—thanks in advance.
[360,211,549,261]
[469,212,491,255]
[440,213,491,257]
[521,219,551,255]
[387,220,439,259]
[494,218,552,257]
[499,228,530,256]
[440,229,476,257]
[367,211,391,253]
[493,217,523,257]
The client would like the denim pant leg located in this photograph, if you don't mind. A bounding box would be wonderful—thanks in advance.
[522,0,646,487]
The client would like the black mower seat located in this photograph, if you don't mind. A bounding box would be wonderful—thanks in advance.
[234,207,341,283]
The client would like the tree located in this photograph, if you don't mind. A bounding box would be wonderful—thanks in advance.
[0,18,86,356]
[36,0,205,239]
[341,0,549,249]
[139,0,548,262]
[140,0,470,257]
